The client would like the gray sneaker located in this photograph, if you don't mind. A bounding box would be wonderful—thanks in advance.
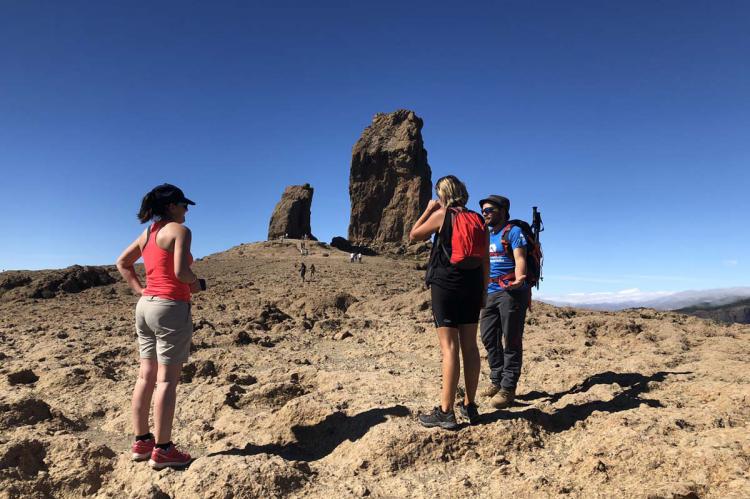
[490,388,516,409]
[418,407,459,430]
[480,384,502,398]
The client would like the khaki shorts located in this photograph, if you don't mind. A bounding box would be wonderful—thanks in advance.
[135,296,193,365]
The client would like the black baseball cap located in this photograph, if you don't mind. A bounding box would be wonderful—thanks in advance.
[479,195,509,211]
[151,183,196,206]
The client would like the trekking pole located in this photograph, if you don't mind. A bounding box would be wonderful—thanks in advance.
[532,206,544,289]
[532,206,543,242]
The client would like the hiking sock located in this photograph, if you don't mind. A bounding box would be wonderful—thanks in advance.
[135,432,154,442]
[155,441,172,450]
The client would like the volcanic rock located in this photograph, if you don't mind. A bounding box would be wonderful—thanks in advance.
[0,266,115,301]
[0,273,31,291]
[0,398,53,429]
[30,265,115,299]
[7,369,39,385]
[329,236,377,256]
[348,110,432,248]
[268,184,316,240]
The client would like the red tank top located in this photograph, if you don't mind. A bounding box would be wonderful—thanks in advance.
[142,222,193,302]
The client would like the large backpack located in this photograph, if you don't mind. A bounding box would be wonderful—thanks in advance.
[424,207,487,286]
[500,219,543,288]
[447,208,487,268]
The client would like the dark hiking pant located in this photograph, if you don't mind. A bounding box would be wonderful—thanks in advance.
[479,290,529,391]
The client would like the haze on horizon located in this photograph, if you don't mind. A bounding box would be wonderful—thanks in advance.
[1,1,748,301]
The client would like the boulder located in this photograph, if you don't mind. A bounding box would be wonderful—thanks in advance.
[28,266,116,299]
[329,237,377,256]
[348,110,432,247]
[268,184,316,240]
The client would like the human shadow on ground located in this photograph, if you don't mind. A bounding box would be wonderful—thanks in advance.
[207,405,410,462]
[482,371,691,433]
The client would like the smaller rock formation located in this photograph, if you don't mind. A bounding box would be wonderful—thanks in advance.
[268,184,316,240]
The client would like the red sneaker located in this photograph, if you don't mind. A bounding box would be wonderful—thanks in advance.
[131,438,155,461]
[148,444,192,469]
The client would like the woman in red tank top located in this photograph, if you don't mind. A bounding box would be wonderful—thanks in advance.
[116,183,206,469]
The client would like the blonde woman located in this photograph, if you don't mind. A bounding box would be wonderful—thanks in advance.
[410,175,489,428]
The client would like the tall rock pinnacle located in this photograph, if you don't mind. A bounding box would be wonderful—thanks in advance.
[348,110,432,246]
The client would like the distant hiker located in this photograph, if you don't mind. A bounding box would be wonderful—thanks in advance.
[409,175,489,428]
[356,253,362,263]
[299,262,307,282]
[478,194,529,410]
[309,264,316,280]
[116,183,205,469]
[349,253,356,263]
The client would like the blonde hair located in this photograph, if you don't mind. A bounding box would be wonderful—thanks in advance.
[435,175,469,208]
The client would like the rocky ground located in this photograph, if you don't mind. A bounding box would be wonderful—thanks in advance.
[1,240,748,498]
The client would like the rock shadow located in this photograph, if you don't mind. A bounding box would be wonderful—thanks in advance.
[484,371,690,433]
[208,405,410,462]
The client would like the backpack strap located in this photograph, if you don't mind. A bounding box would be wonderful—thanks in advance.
[500,223,514,261]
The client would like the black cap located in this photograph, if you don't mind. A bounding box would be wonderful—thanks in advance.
[479,195,509,211]
[151,183,195,206]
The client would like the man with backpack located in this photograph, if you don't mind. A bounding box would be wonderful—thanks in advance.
[478,195,530,409]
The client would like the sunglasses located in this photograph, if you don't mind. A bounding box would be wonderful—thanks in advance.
[482,207,498,215]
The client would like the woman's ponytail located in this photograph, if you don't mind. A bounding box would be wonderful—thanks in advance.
[137,190,156,223]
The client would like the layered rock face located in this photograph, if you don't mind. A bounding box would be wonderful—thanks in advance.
[268,184,315,240]
[348,110,432,247]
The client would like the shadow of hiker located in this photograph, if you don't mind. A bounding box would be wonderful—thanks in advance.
[207,405,410,462]
[483,371,691,433]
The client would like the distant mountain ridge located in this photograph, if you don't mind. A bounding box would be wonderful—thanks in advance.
[540,287,750,316]
[676,297,750,324]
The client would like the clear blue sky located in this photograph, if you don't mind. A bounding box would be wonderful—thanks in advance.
[1,1,748,298]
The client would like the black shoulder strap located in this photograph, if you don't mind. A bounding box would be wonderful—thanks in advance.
[501,223,515,261]
[438,208,453,261]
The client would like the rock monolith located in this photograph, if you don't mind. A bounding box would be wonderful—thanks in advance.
[348,110,432,248]
[268,184,315,240]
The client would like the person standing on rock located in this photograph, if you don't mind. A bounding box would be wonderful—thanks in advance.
[477,195,528,410]
[116,183,205,469]
[409,175,489,428]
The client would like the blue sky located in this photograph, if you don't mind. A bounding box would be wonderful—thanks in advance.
[1,1,748,299]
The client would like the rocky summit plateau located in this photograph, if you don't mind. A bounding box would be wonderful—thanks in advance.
[1,241,748,498]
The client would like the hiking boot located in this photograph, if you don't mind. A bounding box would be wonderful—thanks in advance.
[490,388,516,409]
[148,444,192,469]
[457,401,480,425]
[418,407,459,430]
[131,438,155,461]
[480,384,502,398]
